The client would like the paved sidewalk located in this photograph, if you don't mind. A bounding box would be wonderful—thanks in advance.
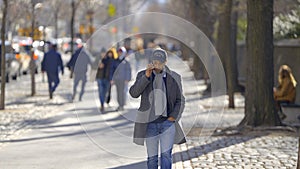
[0,51,76,146]
[167,56,298,169]
[0,54,298,169]
[0,71,73,149]
[172,135,297,169]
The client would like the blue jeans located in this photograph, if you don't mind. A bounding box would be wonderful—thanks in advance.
[97,79,110,106]
[146,120,176,169]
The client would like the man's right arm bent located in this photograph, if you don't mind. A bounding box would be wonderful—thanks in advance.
[129,71,150,98]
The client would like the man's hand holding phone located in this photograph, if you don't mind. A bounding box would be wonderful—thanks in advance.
[145,63,154,78]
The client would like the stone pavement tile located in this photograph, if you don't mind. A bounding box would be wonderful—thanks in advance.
[173,135,298,168]
[173,145,184,169]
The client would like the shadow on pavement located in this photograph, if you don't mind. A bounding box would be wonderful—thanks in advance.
[109,135,263,169]
[108,161,147,169]
[0,107,136,144]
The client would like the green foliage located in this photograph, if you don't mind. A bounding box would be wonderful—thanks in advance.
[274,9,300,40]
[236,5,300,41]
[237,18,247,41]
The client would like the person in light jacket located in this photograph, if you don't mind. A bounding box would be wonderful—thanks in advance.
[111,47,132,111]
[129,48,186,169]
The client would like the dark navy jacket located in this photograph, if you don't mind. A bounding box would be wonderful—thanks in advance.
[41,49,64,74]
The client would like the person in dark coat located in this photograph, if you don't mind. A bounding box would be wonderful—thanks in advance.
[96,49,114,111]
[129,48,186,169]
[41,44,64,99]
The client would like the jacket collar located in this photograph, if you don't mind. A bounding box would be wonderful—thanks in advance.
[151,66,172,78]
[149,66,174,93]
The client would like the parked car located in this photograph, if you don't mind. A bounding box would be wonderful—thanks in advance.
[0,41,20,82]
[15,40,43,75]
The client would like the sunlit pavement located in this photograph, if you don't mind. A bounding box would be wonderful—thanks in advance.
[0,54,298,168]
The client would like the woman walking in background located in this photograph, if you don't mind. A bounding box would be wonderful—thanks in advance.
[96,49,114,111]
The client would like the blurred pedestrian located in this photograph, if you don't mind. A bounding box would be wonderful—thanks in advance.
[145,42,156,63]
[111,47,132,111]
[274,64,297,119]
[96,49,114,111]
[129,48,186,169]
[67,46,92,101]
[124,37,134,55]
[41,44,64,99]
[134,37,146,72]
[105,47,118,105]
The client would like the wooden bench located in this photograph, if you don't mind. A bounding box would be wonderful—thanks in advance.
[281,103,300,126]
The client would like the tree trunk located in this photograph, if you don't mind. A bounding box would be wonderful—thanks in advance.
[297,137,300,169]
[181,42,207,81]
[189,0,215,83]
[54,9,58,39]
[216,0,235,108]
[240,0,280,126]
[71,0,75,56]
[30,1,36,96]
[231,0,240,92]
[0,0,8,110]
[89,11,94,51]
[180,42,190,61]
[192,54,202,80]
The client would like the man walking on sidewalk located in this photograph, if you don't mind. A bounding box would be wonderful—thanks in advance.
[67,46,92,101]
[42,44,64,99]
[129,48,186,169]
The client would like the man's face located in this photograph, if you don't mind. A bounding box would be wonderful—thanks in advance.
[152,60,166,72]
